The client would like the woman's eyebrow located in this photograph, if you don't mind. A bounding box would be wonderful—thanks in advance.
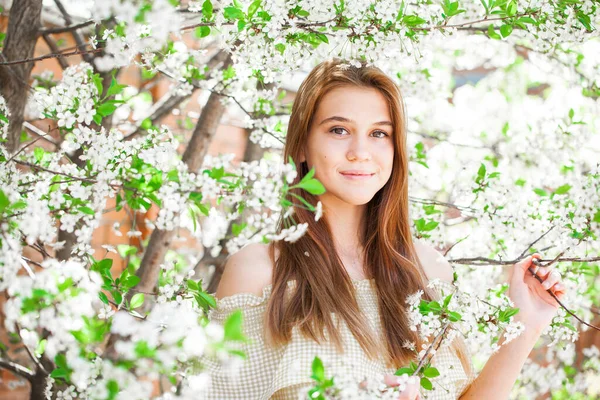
[318,115,393,126]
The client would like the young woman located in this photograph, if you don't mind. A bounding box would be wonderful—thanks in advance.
[203,58,567,399]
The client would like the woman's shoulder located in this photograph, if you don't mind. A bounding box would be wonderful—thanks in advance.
[413,239,454,283]
[215,242,276,300]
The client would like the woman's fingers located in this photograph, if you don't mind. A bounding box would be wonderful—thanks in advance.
[396,380,420,400]
[541,269,562,290]
[384,374,404,387]
[535,266,551,278]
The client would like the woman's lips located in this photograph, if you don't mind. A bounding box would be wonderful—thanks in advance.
[339,172,375,180]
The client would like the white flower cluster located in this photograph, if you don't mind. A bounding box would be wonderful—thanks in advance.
[3,259,102,360]
[297,355,414,400]
[407,279,526,360]
[0,94,10,140]
[92,0,182,71]
[111,300,225,370]
[33,63,98,129]
[45,356,154,400]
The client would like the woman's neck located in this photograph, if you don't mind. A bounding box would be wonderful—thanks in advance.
[321,199,367,277]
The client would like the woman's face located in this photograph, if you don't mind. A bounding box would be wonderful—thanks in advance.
[301,85,395,207]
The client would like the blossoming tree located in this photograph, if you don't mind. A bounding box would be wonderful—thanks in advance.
[0,0,599,399]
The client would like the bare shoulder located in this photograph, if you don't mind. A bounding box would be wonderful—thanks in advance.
[215,242,276,299]
[413,240,454,283]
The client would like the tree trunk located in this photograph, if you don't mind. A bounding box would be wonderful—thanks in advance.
[0,0,43,154]
[131,54,233,304]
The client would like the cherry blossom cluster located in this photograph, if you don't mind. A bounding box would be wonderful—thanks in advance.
[406,279,526,359]
[33,63,98,129]
[0,95,9,140]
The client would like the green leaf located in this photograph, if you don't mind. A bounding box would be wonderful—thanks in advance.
[50,368,70,380]
[98,291,109,305]
[232,222,247,236]
[500,24,513,38]
[0,190,9,213]
[394,367,414,376]
[403,15,426,26]
[134,340,156,358]
[35,339,47,357]
[78,206,95,215]
[477,163,486,181]
[311,356,325,381]
[130,293,144,309]
[487,24,501,40]
[423,366,440,378]
[97,103,118,117]
[34,147,45,163]
[275,43,286,54]
[420,377,433,390]
[187,279,199,290]
[224,310,246,341]
[122,276,141,289]
[197,291,217,308]
[247,0,261,18]
[442,294,453,308]
[224,6,244,20]
[106,77,127,97]
[516,16,537,25]
[423,221,439,231]
[447,311,462,322]
[106,380,119,400]
[202,0,213,19]
[195,26,211,37]
[554,184,571,195]
[533,188,548,197]
[296,179,325,195]
[92,74,104,97]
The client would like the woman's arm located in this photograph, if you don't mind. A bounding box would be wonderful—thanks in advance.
[459,254,565,399]
[458,318,540,399]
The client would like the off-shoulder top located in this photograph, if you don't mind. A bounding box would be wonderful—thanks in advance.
[202,279,475,399]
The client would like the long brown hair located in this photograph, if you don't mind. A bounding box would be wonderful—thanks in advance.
[265,58,471,372]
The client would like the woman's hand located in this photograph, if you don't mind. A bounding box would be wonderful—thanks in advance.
[508,253,567,334]
[383,374,421,400]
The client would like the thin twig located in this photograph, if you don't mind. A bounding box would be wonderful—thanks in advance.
[14,323,49,375]
[40,19,96,35]
[518,226,555,259]
[449,255,600,265]
[0,358,35,381]
[6,134,49,163]
[23,122,59,147]
[41,33,69,69]
[530,258,600,332]
[53,0,95,64]
[413,322,451,376]
[0,47,103,66]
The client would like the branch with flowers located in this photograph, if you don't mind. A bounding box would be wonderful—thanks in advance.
[0,0,599,399]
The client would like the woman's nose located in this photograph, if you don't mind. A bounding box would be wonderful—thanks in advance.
[346,137,372,161]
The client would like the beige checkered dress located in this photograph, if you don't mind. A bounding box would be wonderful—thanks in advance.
[203,279,474,399]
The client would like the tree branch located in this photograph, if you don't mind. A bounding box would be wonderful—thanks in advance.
[39,19,95,35]
[53,0,95,64]
[0,358,35,381]
[130,53,233,306]
[41,33,69,70]
[0,47,102,66]
[0,0,44,153]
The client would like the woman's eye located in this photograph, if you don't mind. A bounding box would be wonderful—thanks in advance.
[330,127,348,136]
[329,128,389,138]
[372,130,389,138]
